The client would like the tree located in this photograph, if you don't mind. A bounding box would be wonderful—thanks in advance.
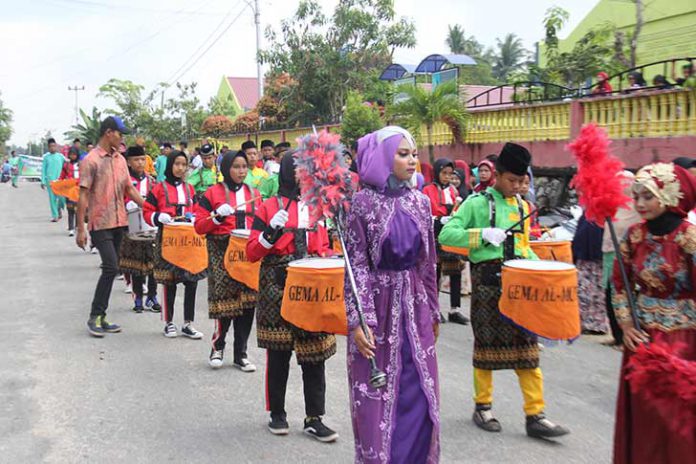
[444,25,500,86]
[339,91,384,148]
[446,25,466,54]
[98,79,147,132]
[613,0,644,68]
[493,33,528,82]
[64,107,101,143]
[200,115,234,139]
[207,94,238,118]
[260,0,416,124]
[388,80,468,164]
[0,92,14,152]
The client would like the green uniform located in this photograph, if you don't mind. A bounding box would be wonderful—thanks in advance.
[188,166,222,195]
[155,155,167,182]
[244,167,269,190]
[258,174,279,200]
[41,152,66,219]
[9,156,23,187]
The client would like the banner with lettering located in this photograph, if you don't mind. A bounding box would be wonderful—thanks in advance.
[498,263,580,341]
[224,235,261,291]
[161,224,208,275]
[281,265,348,335]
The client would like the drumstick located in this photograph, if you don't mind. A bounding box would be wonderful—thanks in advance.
[484,208,537,247]
[208,196,258,219]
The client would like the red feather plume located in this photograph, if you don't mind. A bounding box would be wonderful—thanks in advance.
[567,123,630,225]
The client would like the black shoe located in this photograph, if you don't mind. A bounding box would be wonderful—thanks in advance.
[448,310,470,325]
[526,413,570,438]
[472,404,502,432]
[87,317,104,338]
[439,312,447,324]
[268,414,289,436]
[133,297,144,313]
[303,416,338,443]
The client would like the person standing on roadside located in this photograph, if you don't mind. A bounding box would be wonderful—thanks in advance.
[41,138,67,222]
[76,116,145,337]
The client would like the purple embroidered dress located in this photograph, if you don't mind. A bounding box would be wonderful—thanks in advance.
[345,128,440,464]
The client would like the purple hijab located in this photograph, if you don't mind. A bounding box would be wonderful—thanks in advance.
[356,126,417,191]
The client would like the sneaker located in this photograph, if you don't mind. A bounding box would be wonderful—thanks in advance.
[90,247,98,255]
[98,316,121,333]
[68,229,75,237]
[233,358,257,373]
[181,323,203,339]
[525,413,570,439]
[164,322,178,338]
[448,310,470,325]
[439,312,447,324]
[145,296,161,313]
[209,349,224,369]
[87,317,105,338]
[124,284,132,294]
[303,417,338,443]
[268,414,289,436]
[133,297,144,313]
[472,404,502,432]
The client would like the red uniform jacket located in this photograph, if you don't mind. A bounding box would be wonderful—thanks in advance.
[59,161,80,180]
[125,173,153,204]
[194,183,261,236]
[422,183,458,217]
[143,180,196,227]
[247,196,331,262]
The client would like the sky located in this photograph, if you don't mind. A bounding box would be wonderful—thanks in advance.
[0,0,596,146]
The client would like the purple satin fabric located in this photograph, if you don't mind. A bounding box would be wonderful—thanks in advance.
[378,208,422,271]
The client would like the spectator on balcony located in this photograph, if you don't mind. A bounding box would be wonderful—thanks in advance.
[671,61,694,87]
[591,71,613,96]
[474,159,496,193]
[651,74,673,90]
[625,72,647,93]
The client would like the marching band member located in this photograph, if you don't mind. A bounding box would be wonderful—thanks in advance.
[247,154,338,443]
[345,126,441,463]
[188,143,222,200]
[144,151,205,339]
[242,141,269,189]
[194,150,260,371]
[59,147,81,236]
[439,143,570,439]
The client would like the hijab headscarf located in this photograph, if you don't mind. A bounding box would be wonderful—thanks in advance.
[68,147,80,163]
[433,158,455,188]
[453,168,469,198]
[633,162,696,218]
[278,150,299,199]
[220,150,247,192]
[356,126,417,191]
[164,150,188,185]
[420,162,434,185]
[474,159,496,193]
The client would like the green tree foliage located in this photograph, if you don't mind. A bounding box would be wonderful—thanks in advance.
[339,91,384,148]
[445,25,500,86]
[64,107,101,143]
[98,79,146,132]
[259,0,416,124]
[200,115,234,138]
[0,92,14,152]
[388,80,467,164]
[493,34,528,82]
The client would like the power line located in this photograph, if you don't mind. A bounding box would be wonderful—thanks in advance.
[39,0,226,16]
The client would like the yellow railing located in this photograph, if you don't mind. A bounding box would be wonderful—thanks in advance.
[465,102,571,144]
[583,89,696,138]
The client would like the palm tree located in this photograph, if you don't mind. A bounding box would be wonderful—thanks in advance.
[64,107,102,143]
[493,33,528,82]
[446,25,466,54]
[389,80,468,164]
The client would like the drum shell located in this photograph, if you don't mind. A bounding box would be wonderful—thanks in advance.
[530,240,573,263]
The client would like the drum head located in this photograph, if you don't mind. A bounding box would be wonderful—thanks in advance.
[231,229,251,238]
[166,221,193,227]
[504,259,575,271]
[531,240,571,245]
[288,257,345,269]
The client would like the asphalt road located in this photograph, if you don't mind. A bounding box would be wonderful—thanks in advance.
[1,183,622,463]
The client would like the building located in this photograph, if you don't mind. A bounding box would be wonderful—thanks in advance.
[214,76,260,118]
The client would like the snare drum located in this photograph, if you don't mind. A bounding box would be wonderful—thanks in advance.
[225,229,259,290]
[127,207,157,240]
[498,259,580,341]
[281,257,348,335]
[161,223,208,275]
[529,240,573,263]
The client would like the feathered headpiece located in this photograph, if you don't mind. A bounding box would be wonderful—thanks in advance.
[295,130,355,226]
[567,124,630,225]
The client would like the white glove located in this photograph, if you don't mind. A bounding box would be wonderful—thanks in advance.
[440,216,452,225]
[215,203,234,217]
[158,212,173,225]
[482,227,507,246]
[455,196,463,205]
[125,201,138,212]
[269,209,289,229]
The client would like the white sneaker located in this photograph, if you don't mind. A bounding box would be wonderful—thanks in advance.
[124,284,132,294]
[209,349,224,369]
[233,358,257,373]
[164,322,178,338]
[68,229,75,237]
[181,323,203,339]
[90,247,98,255]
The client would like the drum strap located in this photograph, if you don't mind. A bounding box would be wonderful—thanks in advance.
[276,196,314,259]
[484,191,525,260]
[163,181,192,217]
[436,185,455,216]
[224,183,255,229]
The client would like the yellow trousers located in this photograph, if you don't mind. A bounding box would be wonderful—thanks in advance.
[473,367,545,416]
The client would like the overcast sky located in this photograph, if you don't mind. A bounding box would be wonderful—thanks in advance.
[0,0,596,146]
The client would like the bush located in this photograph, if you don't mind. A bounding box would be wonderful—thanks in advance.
[339,91,384,148]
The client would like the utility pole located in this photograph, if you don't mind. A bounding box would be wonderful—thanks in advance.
[68,85,85,125]
[245,0,263,99]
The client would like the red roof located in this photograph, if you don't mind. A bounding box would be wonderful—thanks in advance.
[226,77,260,111]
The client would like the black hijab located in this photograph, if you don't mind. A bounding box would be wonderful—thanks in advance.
[220,150,247,192]
[68,147,80,164]
[164,150,188,185]
[433,158,455,188]
[278,151,299,199]
[453,168,469,198]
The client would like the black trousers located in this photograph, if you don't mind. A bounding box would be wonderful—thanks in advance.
[132,274,157,300]
[212,309,255,362]
[436,264,462,309]
[266,349,325,418]
[68,208,76,230]
[605,286,624,345]
[89,227,126,317]
[163,282,197,323]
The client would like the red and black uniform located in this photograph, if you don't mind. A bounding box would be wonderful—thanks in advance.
[194,176,261,360]
[59,159,80,230]
[246,154,336,423]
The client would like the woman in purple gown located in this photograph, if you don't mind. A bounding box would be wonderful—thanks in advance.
[345,126,441,464]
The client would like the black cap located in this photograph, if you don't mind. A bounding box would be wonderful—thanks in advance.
[241,140,257,151]
[200,144,215,156]
[276,142,291,150]
[260,139,274,148]
[496,143,531,176]
[125,146,145,158]
[99,116,131,136]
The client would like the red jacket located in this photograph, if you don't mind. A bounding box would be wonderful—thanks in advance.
[125,173,154,204]
[422,183,458,217]
[247,196,331,262]
[194,183,261,236]
[59,161,80,180]
[143,180,196,226]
